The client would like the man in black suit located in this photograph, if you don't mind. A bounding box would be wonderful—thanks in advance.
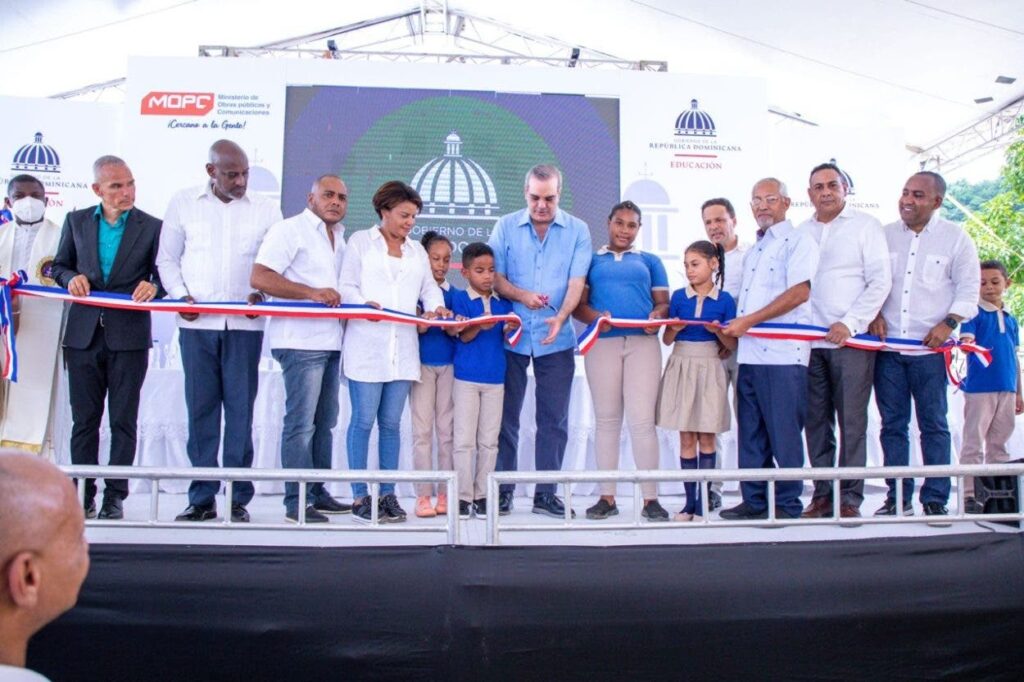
[51,155,163,521]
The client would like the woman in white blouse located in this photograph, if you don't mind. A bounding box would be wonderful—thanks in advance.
[338,181,449,523]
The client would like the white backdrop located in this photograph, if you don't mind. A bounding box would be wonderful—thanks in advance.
[0,95,121,227]
[23,56,998,498]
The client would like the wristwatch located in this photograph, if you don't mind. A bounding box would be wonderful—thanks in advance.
[942,316,959,330]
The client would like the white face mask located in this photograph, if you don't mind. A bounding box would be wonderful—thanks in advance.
[11,196,46,224]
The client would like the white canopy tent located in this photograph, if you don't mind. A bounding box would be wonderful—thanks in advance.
[2,0,1022,180]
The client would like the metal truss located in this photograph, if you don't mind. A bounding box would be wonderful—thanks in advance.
[50,1,665,100]
[196,0,665,71]
[910,95,1024,173]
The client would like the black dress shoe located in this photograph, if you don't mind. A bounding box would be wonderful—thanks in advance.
[175,504,217,522]
[718,502,767,520]
[98,497,124,520]
[874,499,914,516]
[313,494,352,515]
[286,506,329,524]
[230,504,250,523]
[532,492,576,519]
[498,490,514,516]
[84,499,97,520]
[708,490,723,511]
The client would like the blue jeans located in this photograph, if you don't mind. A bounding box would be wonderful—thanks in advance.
[346,379,412,499]
[874,351,951,505]
[272,349,341,513]
[496,349,575,495]
[180,329,262,507]
[736,364,807,517]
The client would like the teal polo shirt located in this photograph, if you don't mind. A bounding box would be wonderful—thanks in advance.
[94,205,130,282]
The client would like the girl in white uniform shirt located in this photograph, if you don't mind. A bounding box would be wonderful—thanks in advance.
[338,181,450,523]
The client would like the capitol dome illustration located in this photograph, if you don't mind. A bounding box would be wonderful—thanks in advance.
[411,131,498,217]
[674,99,716,138]
[11,132,61,173]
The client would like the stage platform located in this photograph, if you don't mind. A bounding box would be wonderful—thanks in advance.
[81,486,1020,547]
[30,530,1024,681]
[26,485,1024,680]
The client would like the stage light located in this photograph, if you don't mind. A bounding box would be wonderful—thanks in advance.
[568,47,580,68]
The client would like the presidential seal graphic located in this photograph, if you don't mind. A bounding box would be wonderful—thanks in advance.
[411,131,499,218]
[674,99,716,138]
[11,132,61,173]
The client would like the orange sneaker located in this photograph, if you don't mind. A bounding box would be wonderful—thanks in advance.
[434,493,448,515]
[415,496,437,518]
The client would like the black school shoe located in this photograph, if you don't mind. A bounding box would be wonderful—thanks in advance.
[641,499,669,522]
[585,498,619,520]
[379,494,407,523]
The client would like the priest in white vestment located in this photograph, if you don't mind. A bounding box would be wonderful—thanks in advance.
[0,175,64,457]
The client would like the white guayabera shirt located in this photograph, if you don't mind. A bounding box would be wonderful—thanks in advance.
[879,213,979,351]
[799,204,892,348]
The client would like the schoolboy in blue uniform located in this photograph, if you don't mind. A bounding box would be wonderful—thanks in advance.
[958,259,1023,511]
[449,243,519,518]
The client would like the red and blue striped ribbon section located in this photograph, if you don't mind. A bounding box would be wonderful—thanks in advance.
[0,273,522,381]
[576,317,991,386]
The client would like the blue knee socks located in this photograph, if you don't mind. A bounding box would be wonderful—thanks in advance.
[695,452,716,516]
[680,457,698,514]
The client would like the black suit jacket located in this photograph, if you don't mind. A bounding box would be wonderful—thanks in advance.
[51,205,163,351]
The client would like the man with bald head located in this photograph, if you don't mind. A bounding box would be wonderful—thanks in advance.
[0,451,90,678]
[251,175,351,523]
[720,178,819,520]
[157,140,283,523]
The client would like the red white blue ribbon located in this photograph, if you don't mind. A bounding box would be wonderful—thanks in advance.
[0,274,522,381]
[576,317,991,386]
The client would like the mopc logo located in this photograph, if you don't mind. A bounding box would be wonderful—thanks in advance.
[141,92,215,116]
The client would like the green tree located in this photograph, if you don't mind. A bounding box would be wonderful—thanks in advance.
[961,118,1024,321]
[943,178,1002,223]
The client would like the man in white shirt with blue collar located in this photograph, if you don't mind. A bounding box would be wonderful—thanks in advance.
[869,171,979,518]
[798,162,891,520]
[720,178,820,520]
[158,140,282,524]
[251,175,351,524]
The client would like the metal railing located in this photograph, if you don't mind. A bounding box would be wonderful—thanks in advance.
[63,466,460,544]
[485,464,1024,545]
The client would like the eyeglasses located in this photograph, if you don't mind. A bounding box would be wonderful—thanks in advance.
[750,195,783,207]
